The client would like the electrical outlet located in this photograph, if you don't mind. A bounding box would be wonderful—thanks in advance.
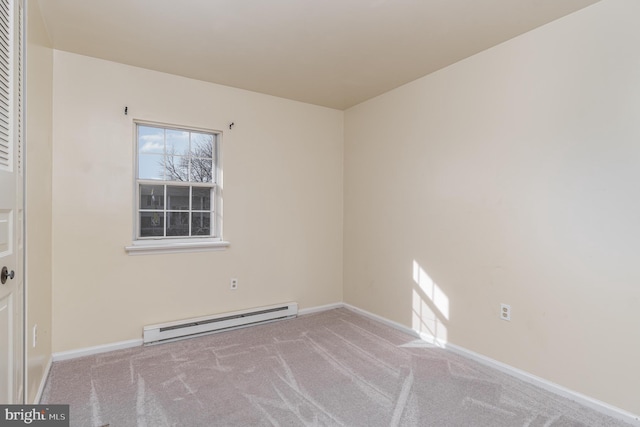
[500,304,511,321]
[32,325,37,348]
[230,278,238,290]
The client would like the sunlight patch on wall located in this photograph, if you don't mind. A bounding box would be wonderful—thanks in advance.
[412,260,449,319]
[412,260,449,345]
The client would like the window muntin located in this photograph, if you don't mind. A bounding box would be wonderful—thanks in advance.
[136,123,219,240]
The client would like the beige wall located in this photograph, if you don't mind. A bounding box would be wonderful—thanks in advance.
[42,0,639,416]
[344,0,640,415]
[25,0,53,403]
[51,51,343,353]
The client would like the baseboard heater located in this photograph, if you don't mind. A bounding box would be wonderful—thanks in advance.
[143,302,298,344]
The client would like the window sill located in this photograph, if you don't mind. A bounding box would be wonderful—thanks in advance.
[125,240,230,255]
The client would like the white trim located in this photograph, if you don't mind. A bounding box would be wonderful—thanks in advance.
[342,303,640,426]
[125,240,229,255]
[298,302,344,316]
[34,356,52,404]
[38,302,640,424]
[49,303,340,358]
[132,120,223,243]
[52,338,142,362]
[343,303,420,338]
[443,342,640,426]
[343,303,445,348]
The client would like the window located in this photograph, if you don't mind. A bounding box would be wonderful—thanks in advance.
[127,122,228,254]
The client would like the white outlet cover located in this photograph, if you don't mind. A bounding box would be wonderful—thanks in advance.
[500,304,511,321]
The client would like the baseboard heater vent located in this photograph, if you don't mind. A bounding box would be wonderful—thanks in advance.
[143,302,298,344]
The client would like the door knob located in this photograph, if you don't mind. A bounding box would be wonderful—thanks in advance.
[1,266,14,284]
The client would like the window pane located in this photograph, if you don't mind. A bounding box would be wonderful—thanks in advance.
[140,212,164,237]
[190,158,213,182]
[166,211,189,236]
[165,155,189,181]
[167,186,189,210]
[192,132,214,158]
[191,212,211,236]
[136,124,219,241]
[192,187,211,210]
[166,129,190,156]
[139,154,165,180]
[138,126,164,154]
[140,185,165,209]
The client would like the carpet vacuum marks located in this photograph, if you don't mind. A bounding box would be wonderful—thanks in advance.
[42,308,630,426]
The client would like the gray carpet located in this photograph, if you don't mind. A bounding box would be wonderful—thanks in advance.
[41,308,629,426]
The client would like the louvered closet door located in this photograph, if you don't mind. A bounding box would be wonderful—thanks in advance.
[0,0,23,405]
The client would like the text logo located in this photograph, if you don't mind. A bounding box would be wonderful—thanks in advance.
[0,405,69,426]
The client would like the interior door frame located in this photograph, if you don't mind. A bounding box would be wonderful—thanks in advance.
[18,0,26,404]
[20,0,27,403]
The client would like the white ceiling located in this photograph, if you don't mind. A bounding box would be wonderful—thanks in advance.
[37,0,600,110]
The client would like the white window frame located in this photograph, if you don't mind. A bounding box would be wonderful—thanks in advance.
[126,120,229,255]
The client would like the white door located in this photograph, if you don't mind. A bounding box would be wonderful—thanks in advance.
[0,150,22,405]
[0,0,24,404]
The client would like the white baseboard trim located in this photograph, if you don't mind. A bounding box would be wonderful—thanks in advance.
[52,338,143,362]
[342,303,640,426]
[41,303,640,424]
[34,356,53,404]
[50,302,343,362]
[298,302,345,316]
[343,303,419,338]
[444,342,640,426]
